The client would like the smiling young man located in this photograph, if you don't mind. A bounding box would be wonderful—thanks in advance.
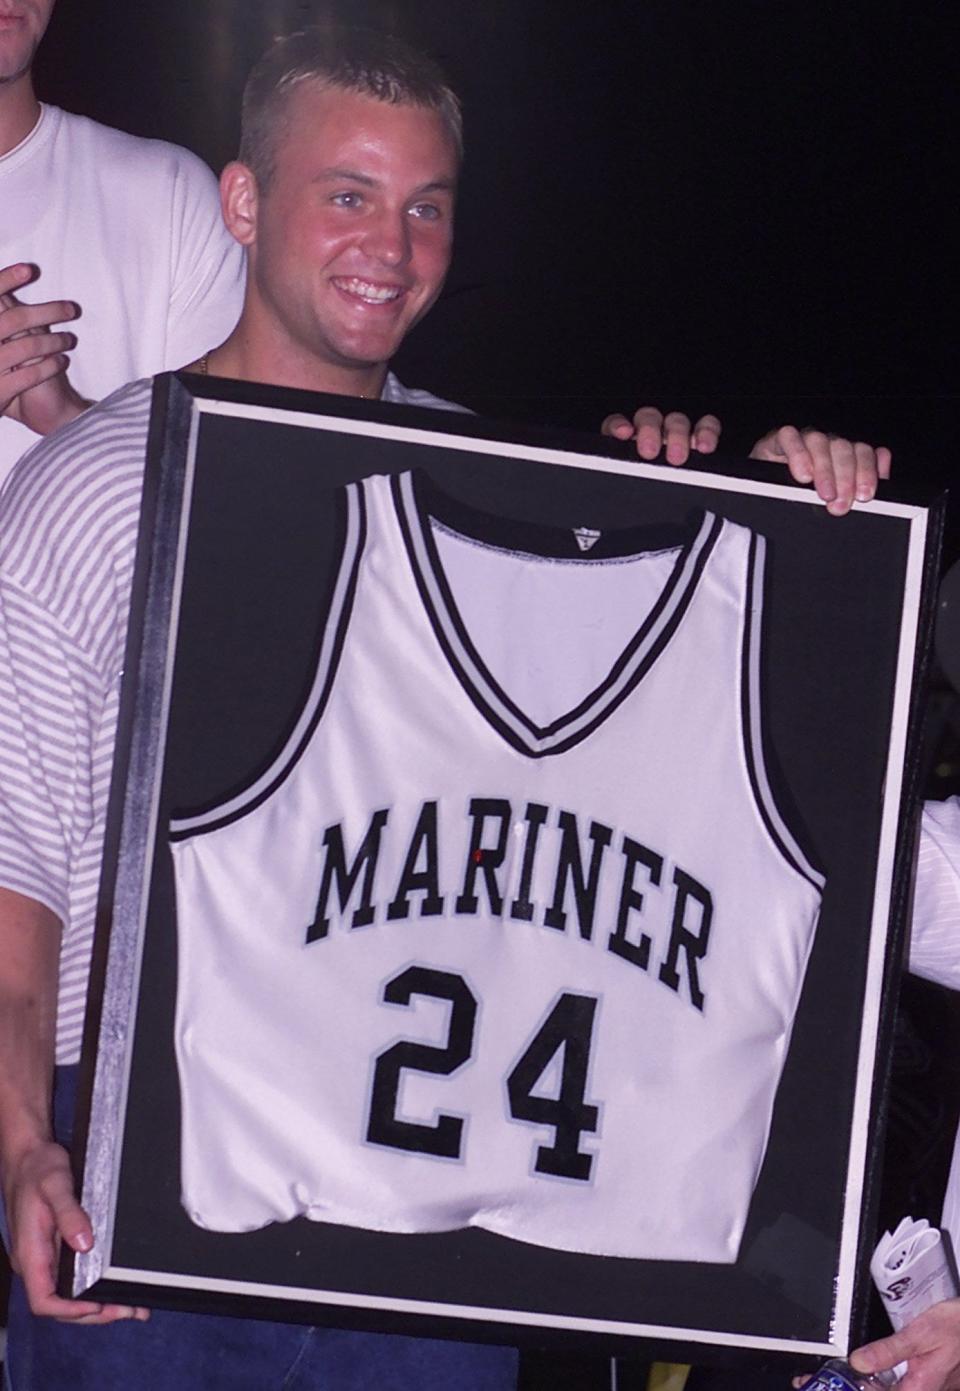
[0,26,524,1391]
[209,65,459,396]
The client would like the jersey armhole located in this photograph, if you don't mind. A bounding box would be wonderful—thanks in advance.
[741,532,826,893]
[169,481,367,842]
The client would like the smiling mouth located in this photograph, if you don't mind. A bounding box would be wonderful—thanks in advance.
[332,277,405,305]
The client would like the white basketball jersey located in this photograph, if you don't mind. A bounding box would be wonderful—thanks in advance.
[169,469,824,1262]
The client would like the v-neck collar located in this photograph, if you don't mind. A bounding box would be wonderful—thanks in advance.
[390,471,723,760]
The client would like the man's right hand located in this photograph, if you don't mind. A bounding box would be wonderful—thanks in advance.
[4,1136,149,1324]
[600,405,722,463]
[0,262,90,437]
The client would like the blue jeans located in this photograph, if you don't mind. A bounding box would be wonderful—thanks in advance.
[3,1068,518,1391]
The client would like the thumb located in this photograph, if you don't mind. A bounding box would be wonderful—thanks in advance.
[43,1166,94,1253]
[851,1331,912,1374]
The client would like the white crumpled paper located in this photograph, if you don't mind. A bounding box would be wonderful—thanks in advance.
[872,1216,958,1331]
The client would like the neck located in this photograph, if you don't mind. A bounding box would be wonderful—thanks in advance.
[0,71,40,157]
[199,319,390,401]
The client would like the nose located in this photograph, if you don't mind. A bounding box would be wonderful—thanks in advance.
[362,208,412,268]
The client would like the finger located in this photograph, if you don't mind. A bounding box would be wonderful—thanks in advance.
[748,428,787,464]
[26,1284,104,1321]
[799,431,844,509]
[600,412,637,440]
[631,406,665,461]
[822,436,857,516]
[0,353,71,413]
[764,425,817,483]
[851,1329,914,1373]
[33,1291,146,1324]
[0,262,37,299]
[662,411,693,465]
[105,1305,151,1322]
[853,441,882,502]
[0,330,76,374]
[0,299,80,341]
[877,445,892,480]
[692,413,721,454]
[40,1165,95,1253]
[57,1303,151,1325]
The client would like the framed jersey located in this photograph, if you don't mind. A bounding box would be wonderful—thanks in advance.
[65,370,942,1367]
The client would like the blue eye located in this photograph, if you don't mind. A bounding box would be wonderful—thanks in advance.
[410,202,441,221]
[332,191,363,208]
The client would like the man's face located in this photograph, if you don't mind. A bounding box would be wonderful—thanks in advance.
[0,0,54,85]
[248,82,458,374]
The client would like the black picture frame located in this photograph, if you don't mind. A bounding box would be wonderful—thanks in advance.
[64,370,943,1366]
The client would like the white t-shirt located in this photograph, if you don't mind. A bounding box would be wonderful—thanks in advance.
[909,798,960,1242]
[0,104,245,486]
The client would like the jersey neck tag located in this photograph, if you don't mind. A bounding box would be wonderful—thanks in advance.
[572,526,602,553]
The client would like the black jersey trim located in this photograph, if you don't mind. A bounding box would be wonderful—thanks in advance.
[169,483,368,841]
[393,471,722,760]
[740,532,826,893]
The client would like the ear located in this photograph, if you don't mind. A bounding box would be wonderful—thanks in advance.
[221,161,260,247]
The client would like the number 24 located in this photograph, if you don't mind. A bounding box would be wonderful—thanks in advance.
[366,965,600,1181]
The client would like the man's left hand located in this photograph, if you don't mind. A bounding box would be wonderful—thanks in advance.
[750,426,892,517]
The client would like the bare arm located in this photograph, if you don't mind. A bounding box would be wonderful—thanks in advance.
[0,887,146,1324]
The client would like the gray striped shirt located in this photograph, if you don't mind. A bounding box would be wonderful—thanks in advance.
[0,373,466,1063]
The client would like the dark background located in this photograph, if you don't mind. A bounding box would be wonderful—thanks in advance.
[34,0,959,498]
[15,3,960,1387]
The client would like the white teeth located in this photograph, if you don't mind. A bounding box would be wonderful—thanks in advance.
[335,278,403,303]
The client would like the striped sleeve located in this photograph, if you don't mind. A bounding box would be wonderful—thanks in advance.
[0,378,151,1063]
[908,798,960,992]
[0,577,106,922]
[920,801,960,1241]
